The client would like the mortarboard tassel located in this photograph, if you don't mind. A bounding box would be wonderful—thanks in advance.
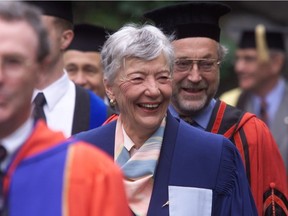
[256,24,269,63]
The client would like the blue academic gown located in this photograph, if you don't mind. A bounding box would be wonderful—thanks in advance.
[71,85,114,134]
[5,121,130,216]
[75,111,257,216]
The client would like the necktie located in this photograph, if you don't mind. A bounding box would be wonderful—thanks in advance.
[0,145,7,214]
[259,98,269,126]
[180,115,195,126]
[33,93,47,122]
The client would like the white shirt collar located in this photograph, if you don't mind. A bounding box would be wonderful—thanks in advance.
[122,125,135,152]
[0,118,34,170]
[253,78,286,122]
[33,71,70,111]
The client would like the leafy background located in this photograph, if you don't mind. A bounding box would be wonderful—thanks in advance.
[73,1,288,96]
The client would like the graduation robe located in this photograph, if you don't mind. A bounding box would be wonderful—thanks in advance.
[236,81,288,175]
[4,121,130,216]
[75,111,257,215]
[207,100,288,215]
[71,85,114,135]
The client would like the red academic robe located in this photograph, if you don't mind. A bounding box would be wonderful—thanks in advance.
[206,100,288,215]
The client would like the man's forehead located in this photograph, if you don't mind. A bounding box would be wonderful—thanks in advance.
[173,38,218,56]
[236,49,258,55]
[0,19,38,57]
[0,19,37,42]
[173,37,216,43]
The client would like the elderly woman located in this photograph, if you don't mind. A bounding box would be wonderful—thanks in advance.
[75,24,257,215]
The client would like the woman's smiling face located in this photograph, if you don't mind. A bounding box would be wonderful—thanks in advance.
[106,53,172,137]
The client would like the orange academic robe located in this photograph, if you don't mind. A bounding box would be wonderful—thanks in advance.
[4,121,131,216]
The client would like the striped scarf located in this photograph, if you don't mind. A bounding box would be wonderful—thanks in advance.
[115,116,165,216]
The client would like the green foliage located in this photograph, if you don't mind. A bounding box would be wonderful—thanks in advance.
[72,1,239,94]
[73,1,178,30]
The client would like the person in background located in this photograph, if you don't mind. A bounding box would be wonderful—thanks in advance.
[75,23,257,215]
[143,2,287,215]
[0,2,130,216]
[220,26,288,174]
[64,23,112,105]
[27,1,113,137]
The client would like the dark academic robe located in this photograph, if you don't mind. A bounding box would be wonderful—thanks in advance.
[72,85,114,134]
[75,111,257,215]
[207,100,288,215]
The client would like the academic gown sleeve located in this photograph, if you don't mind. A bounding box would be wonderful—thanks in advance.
[65,142,131,216]
[212,139,258,215]
[243,117,288,215]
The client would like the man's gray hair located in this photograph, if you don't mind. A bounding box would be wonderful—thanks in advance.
[101,23,175,84]
[0,1,49,63]
[218,44,228,62]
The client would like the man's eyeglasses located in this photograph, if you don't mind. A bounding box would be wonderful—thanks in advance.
[174,59,220,73]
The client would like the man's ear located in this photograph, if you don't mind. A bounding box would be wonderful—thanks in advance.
[271,53,285,75]
[34,56,51,84]
[60,29,74,50]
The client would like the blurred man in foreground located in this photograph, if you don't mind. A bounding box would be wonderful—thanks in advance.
[0,2,130,215]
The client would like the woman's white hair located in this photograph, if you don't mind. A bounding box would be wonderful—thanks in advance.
[101,23,175,85]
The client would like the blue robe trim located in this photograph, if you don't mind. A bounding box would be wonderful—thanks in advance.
[75,120,116,156]
[87,90,107,129]
[9,140,73,216]
[72,85,108,135]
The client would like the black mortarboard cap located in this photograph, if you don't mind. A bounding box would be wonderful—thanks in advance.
[67,24,112,52]
[239,30,285,51]
[27,1,73,23]
[143,2,231,41]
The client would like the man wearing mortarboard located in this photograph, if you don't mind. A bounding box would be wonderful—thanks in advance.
[144,2,288,215]
[222,25,288,177]
[26,1,113,137]
[64,23,112,106]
